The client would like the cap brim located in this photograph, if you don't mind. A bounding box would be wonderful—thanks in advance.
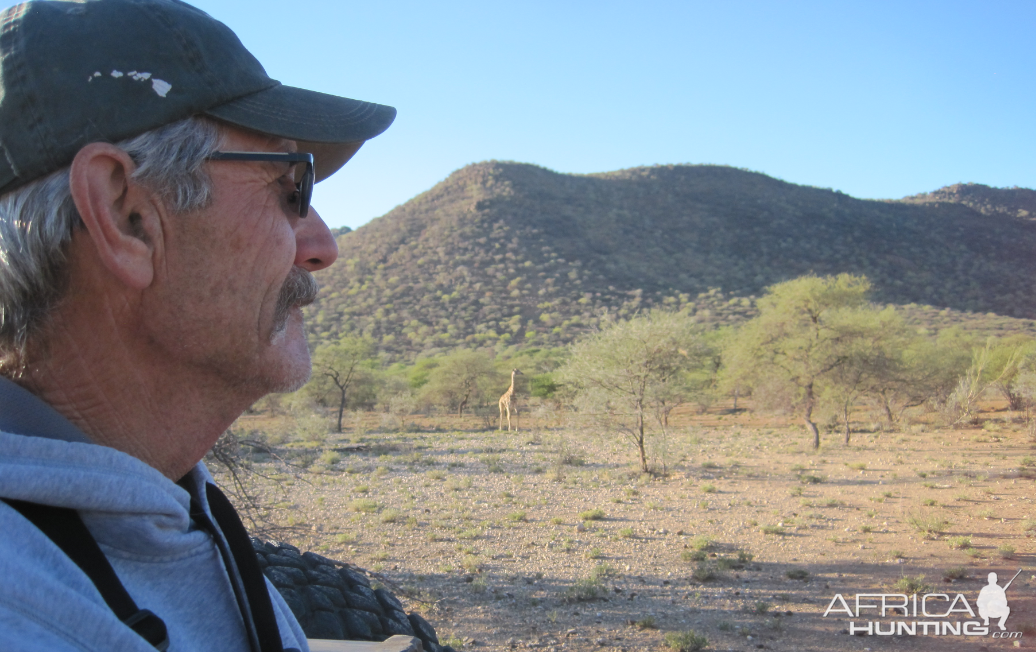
[204,84,395,182]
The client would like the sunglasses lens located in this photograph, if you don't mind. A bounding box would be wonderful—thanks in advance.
[207,151,314,217]
[298,167,313,217]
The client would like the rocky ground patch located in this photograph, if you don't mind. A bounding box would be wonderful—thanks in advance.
[224,403,1036,651]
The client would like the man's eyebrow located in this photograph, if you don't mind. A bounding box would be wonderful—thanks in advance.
[270,138,297,153]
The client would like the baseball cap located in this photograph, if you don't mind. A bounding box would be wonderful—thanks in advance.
[0,0,396,195]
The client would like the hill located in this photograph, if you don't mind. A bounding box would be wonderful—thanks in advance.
[900,182,1036,220]
[307,163,1036,359]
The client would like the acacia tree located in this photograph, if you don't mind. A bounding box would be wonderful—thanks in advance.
[556,310,711,473]
[1009,348,1036,435]
[722,274,877,449]
[868,327,973,429]
[418,350,497,417]
[306,336,378,432]
[945,337,1026,425]
[983,335,1036,410]
[819,306,913,443]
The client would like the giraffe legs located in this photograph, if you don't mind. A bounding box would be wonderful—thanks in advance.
[499,402,521,431]
[499,394,520,431]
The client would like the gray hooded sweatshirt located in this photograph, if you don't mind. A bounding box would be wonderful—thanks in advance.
[0,378,308,651]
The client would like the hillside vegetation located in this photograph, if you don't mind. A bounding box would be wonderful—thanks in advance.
[307,162,1036,359]
[901,182,1036,220]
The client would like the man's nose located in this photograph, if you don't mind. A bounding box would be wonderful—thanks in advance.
[294,206,339,271]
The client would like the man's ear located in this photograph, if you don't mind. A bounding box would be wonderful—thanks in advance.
[68,143,159,290]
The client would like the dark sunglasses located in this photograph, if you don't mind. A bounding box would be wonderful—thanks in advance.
[206,151,315,217]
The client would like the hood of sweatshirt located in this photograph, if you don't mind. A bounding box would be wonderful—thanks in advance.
[0,376,308,652]
[0,377,201,557]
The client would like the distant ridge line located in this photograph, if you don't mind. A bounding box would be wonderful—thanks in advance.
[309,161,1036,359]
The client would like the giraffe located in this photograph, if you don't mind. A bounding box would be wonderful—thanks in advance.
[498,368,523,431]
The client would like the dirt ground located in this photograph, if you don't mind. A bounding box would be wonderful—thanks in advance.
[229,401,1035,652]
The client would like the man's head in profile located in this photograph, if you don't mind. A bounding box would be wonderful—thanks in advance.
[0,0,395,479]
[0,1,396,649]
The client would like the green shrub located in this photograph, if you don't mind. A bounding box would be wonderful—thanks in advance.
[349,498,380,513]
[906,513,948,537]
[565,577,605,602]
[318,450,341,466]
[579,509,606,521]
[461,554,481,572]
[589,563,614,581]
[892,574,931,595]
[691,562,716,582]
[785,569,809,581]
[664,630,709,652]
[379,508,402,523]
[943,566,968,580]
[681,550,707,562]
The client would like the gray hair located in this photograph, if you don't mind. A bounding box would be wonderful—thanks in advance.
[0,116,223,373]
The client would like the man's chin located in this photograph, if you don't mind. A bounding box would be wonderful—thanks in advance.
[269,365,312,394]
[261,310,312,392]
[260,347,312,394]
[269,305,305,343]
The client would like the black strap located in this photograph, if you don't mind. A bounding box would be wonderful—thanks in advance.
[192,483,285,652]
[2,498,169,651]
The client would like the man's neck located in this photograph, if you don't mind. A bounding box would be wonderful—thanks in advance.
[19,313,254,480]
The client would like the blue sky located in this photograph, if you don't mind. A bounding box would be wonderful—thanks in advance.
[16,1,1036,229]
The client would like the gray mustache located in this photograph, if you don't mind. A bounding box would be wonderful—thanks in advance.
[272,267,318,333]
